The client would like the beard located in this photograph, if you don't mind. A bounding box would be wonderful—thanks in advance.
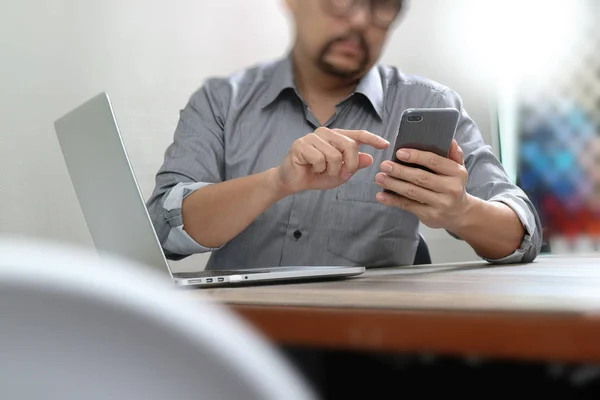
[316,33,370,79]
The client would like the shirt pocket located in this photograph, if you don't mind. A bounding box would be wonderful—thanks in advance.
[325,181,407,266]
[334,181,382,204]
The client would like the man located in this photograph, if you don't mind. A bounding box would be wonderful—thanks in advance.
[146,0,542,270]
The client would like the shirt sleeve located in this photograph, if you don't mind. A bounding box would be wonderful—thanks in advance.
[146,79,230,261]
[434,88,543,264]
[161,182,224,257]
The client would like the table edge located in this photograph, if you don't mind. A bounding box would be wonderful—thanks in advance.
[229,303,600,363]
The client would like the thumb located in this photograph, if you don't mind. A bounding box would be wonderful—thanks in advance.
[357,152,374,169]
[340,153,373,178]
[448,140,464,165]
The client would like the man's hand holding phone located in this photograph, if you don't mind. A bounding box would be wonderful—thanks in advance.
[375,140,473,233]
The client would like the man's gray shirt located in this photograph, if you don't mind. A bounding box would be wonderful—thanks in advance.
[146,55,542,270]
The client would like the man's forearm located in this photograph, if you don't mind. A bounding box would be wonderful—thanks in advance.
[450,195,525,260]
[181,168,289,248]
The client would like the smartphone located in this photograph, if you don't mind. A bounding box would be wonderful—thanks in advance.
[390,107,460,173]
[384,108,459,195]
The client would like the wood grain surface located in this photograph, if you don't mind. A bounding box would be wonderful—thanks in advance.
[187,254,600,362]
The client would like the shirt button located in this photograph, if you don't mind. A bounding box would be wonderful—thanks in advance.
[293,230,302,240]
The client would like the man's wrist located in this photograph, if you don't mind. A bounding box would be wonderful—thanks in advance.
[262,167,294,200]
[448,194,481,238]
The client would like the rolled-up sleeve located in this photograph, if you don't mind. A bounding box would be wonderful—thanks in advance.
[160,182,224,257]
[436,89,543,264]
[146,79,230,261]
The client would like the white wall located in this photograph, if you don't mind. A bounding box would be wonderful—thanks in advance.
[1,0,504,271]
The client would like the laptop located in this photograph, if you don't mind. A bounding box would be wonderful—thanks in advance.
[53,93,365,287]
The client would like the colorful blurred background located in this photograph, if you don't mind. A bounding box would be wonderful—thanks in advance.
[509,0,600,253]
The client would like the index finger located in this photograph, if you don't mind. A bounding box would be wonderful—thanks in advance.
[332,129,390,149]
[396,148,458,176]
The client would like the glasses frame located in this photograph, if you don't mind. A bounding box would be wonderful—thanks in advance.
[322,0,404,29]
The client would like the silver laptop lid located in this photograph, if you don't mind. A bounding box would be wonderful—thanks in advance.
[54,93,172,277]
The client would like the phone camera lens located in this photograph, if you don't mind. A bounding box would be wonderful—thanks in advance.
[407,115,423,122]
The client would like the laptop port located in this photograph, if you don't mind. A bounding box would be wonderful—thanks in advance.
[206,278,213,283]
[218,277,224,282]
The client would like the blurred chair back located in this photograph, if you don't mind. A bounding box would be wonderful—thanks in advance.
[413,233,432,265]
[0,236,316,400]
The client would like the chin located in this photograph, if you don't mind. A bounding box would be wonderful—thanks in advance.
[321,60,364,79]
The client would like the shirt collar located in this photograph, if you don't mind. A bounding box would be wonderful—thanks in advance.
[354,65,384,120]
[260,55,296,109]
[261,54,385,120]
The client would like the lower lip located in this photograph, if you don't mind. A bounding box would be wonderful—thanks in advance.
[334,41,362,56]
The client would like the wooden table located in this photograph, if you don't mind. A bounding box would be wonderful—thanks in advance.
[195,254,600,363]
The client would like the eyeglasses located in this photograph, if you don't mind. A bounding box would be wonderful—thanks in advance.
[323,0,403,29]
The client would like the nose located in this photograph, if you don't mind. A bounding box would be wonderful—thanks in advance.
[347,0,370,29]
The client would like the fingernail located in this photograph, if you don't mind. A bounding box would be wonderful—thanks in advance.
[380,138,390,145]
[343,173,353,181]
[381,163,393,173]
[375,173,386,184]
[376,192,386,202]
[396,150,409,160]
